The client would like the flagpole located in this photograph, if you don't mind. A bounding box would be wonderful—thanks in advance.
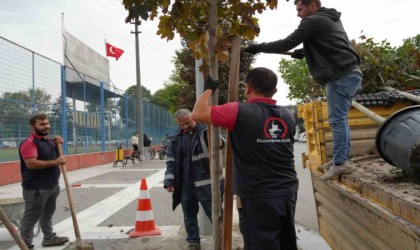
[61,13,66,65]
[61,12,68,154]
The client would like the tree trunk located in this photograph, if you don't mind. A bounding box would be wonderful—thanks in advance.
[399,72,420,81]
[351,101,385,124]
[207,0,222,249]
[380,86,420,103]
[222,35,241,250]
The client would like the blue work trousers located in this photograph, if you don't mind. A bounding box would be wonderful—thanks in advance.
[326,71,362,164]
[180,183,212,243]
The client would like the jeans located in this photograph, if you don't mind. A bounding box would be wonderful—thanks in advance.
[20,185,60,245]
[326,71,362,165]
[180,183,212,242]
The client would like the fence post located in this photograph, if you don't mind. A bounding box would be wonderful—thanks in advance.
[83,75,88,153]
[100,82,105,152]
[195,58,212,236]
[61,65,68,154]
[125,93,129,148]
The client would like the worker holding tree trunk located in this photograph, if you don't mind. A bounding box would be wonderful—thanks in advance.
[192,68,299,250]
[244,0,362,181]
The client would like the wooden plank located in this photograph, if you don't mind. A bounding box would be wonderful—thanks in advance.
[341,174,420,226]
[308,154,322,172]
[312,173,419,249]
[323,127,377,141]
[319,218,353,250]
[315,174,420,242]
[317,203,374,250]
[325,139,377,158]
[317,195,392,250]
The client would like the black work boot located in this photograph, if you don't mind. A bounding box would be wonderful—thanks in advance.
[188,241,201,250]
[42,233,69,247]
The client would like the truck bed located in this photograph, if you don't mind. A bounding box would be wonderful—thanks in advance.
[312,158,420,249]
[298,100,420,249]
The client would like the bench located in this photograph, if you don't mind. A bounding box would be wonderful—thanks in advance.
[113,149,141,167]
[124,150,141,165]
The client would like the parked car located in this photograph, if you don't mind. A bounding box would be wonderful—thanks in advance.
[298,132,306,143]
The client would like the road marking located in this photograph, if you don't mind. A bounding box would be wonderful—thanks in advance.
[6,169,166,250]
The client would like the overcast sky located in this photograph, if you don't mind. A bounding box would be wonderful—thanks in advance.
[0,0,418,105]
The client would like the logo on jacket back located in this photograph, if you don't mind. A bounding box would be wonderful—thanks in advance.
[264,117,288,139]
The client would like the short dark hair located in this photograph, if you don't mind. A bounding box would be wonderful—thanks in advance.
[294,0,321,7]
[29,114,48,125]
[246,67,277,97]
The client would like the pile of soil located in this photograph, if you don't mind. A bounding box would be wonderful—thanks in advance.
[350,157,420,204]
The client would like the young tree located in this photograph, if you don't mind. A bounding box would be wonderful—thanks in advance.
[122,1,283,248]
[122,0,277,66]
[165,45,253,111]
[354,34,420,92]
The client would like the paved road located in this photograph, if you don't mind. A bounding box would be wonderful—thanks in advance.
[0,144,329,250]
[294,143,319,230]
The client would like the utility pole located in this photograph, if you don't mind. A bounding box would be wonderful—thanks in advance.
[131,16,144,157]
[195,58,212,236]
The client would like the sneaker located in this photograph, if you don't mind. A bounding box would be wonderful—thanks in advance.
[42,233,69,247]
[318,160,355,173]
[25,244,34,249]
[318,160,334,173]
[188,241,201,250]
[345,161,356,173]
[320,161,355,181]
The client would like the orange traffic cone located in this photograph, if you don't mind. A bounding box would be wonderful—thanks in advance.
[129,177,161,237]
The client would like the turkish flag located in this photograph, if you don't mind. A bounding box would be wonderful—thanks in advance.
[106,43,124,60]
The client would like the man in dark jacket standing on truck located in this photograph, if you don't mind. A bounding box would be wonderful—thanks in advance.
[245,0,362,181]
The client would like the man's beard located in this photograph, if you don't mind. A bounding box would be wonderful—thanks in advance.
[34,127,49,136]
[184,125,196,133]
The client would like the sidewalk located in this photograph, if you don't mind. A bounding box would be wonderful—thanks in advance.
[0,160,246,250]
[0,158,329,250]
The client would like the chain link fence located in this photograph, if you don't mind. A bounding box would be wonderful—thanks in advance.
[0,36,177,162]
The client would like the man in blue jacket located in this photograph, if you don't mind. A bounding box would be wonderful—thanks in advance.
[245,0,362,181]
[164,109,224,250]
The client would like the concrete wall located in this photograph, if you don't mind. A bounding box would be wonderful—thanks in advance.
[0,151,115,186]
[0,146,163,186]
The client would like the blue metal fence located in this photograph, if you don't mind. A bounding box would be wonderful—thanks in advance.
[0,36,177,162]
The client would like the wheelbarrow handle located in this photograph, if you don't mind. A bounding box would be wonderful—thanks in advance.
[0,206,29,250]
